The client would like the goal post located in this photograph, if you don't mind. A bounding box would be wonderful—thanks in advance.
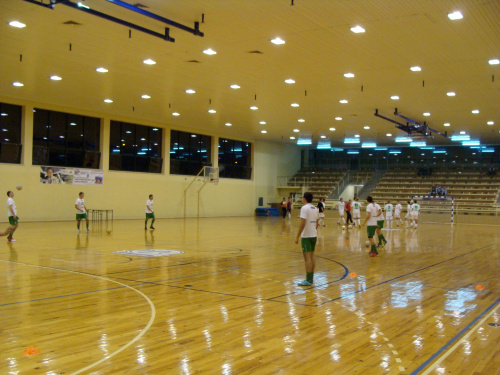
[411,195,455,225]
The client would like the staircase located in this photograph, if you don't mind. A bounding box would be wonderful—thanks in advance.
[357,170,385,200]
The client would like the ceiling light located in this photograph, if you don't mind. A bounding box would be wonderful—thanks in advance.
[344,138,360,144]
[391,95,399,100]
[291,103,299,107]
[9,21,26,28]
[410,66,422,72]
[423,112,431,116]
[489,59,500,65]
[448,11,463,20]
[364,126,370,129]
[250,106,258,110]
[143,59,156,65]
[395,137,412,142]
[96,67,108,73]
[203,48,216,55]
[335,117,342,121]
[230,84,240,89]
[285,79,295,84]
[344,73,355,78]
[172,112,180,116]
[259,121,266,124]
[451,134,470,141]
[185,89,196,94]
[50,75,62,80]
[293,129,300,133]
[320,135,326,139]
[362,142,377,148]
[471,109,479,114]
[350,26,365,33]
[290,136,295,140]
[354,134,360,138]
[271,37,285,45]
[487,121,494,125]
[261,130,267,134]
[103,99,113,103]
[339,99,348,104]
[329,128,336,131]
[460,131,466,134]
[141,94,151,99]
[444,123,451,127]
[225,123,232,127]
[208,109,216,113]
[12,82,24,87]
[298,119,305,123]
[446,92,456,96]
[386,133,392,136]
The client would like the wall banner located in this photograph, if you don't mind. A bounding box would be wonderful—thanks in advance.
[40,166,103,185]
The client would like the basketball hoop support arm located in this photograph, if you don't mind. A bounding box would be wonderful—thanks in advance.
[184,168,205,217]
[394,108,448,138]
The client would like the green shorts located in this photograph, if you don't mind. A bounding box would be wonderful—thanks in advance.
[367,225,377,238]
[146,213,155,219]
[8,216,18,225]
[301,237,317,253]
[76,213,88,220]
[377,220,384,229]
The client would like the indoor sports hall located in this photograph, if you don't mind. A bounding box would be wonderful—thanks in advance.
[1,1,499,374]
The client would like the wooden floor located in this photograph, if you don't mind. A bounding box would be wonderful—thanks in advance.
[1,216,499,375]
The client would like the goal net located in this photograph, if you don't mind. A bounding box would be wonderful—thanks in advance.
[410,195,455,225]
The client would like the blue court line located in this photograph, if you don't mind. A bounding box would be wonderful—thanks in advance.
[410,297,500,375]
[317,241,496,306]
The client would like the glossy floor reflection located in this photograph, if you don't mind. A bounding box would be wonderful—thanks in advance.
[0,217,499,374]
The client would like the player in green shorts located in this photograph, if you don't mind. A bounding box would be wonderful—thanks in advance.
[374,200,387,248]
[6,191,19,243]
[75,192,89,233]
[295,192,319,286]
[361,196,379,257]
[145,194,155,229]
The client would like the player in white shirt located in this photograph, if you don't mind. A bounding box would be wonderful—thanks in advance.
[75,192,89,233]
[145,194,155,230]
[295,192,319,286]
[360,196,379,257]
[374,201,387,248]
[6,191,19,243]
[384,201,394,229]
[337,198,346,225]
[410,199,420,228]
[404,200,412,228]
[317,198,326,227]
[394,201,403,227]
[352,197,361,227]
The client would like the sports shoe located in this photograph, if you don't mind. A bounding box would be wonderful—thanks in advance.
[150,226,155,230]
[369,251,378,257]
[8,238,16,243]
[377,243,384,248]
[78,229,80,233]
[383,239,388,245]
[145,227,147,230]
[87,228,90,232]
[298,280,312,286]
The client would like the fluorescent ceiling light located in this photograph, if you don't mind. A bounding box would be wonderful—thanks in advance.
[261,130,267,134]
[344,73,355,78]
[386,133,392,137]
[444,123,451,127]
[450,135,470,141]
[285,79,295,84]
[389,150,402,154]
[259,121,266,124]
[344,138,360,144]
[462,140,480,146]
[271,37,285,45]
[290,136,295,140]
[185,89,196,94]
[9,21,26,28]
[350,26,365,33]
[203,48,216,55]
[331,148,344,152]
[471,109,479,114]
[50,76,62,81]
[12,82,24,87]
[363,126,370,129]
[410,66,422,72]
[250,106,258,110]
[395,137,412,142]
[335,117,342,121]
[225,123,232,127]
[208,109,216,113]
[317,141,331,149]
[297,139,312,145]
[375,148,387,151]
[320,135,326,139]
[361,142,377,148]
[433,150,446,154]
[298,119,305,123]
[329,128,336,131]
[448,11,463,20]
[339,99,348,104]
[96,67,108,73]
[460,131,466,134]
[141,94,151,99]
[423,112,431,116]
[347,150,360,154]
[230,84,240,89]
[410,141,427,147]
[354,134,360,138]
[293,129,300,133]
[172,112,180,116]
[489,59,500,65]
[103,99,113,103]
[391,95,399,100]
[143,59,156,65]
[291,103,299,107]
[421,147,435,150]
[482,148,495,153]
[487,121,494,125]
[447,92,456,96]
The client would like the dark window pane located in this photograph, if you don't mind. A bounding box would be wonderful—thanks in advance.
[170,130,212,176]
[0,102,22,164]
[218,138,252,179]
[84,117,100,151]
[66,114,84,149]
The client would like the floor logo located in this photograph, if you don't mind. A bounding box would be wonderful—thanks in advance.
[114,249,184,257]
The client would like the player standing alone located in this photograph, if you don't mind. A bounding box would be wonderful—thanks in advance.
[352,197,361,228]
[317,198,326,227]
[6,191,19,243]
[384,201,393,229]
[145,194,155,229]
[75,192,89,233]
[295,192,319,286]
[337,198,346,225]
[410,199,420,228]
[361,196,379,257]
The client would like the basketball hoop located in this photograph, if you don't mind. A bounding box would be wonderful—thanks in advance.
[204,166,219,185]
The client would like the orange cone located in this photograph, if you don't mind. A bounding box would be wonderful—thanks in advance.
[475,285,485,291]
[349,272,357,278]
[22,347,40,356]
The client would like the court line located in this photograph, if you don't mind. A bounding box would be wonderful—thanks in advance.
[0,259,156,375]
[411,297,500,375]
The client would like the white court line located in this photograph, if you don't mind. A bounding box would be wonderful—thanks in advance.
[421,302,500,375]
[0,260,156,375]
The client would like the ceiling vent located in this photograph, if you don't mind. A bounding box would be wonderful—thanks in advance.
[187,60,201,63]
[247,50,263,54]
[63,20,82,25]
[133,3,149,8]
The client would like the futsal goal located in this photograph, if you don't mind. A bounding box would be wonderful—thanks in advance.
[410,195,455,225]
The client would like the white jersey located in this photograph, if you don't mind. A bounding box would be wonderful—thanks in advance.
[384,204,393,217]
[352,201,361,218]
[75,198,85,214]
[374,203,384,221]
[411,203,420,214]
[407,204,411,213]
[337,201,345,213]
[366,203,378,226]
[146,199,154,213]
[7,197,16,217]
[395,204,402,216]
[299,203,319,238]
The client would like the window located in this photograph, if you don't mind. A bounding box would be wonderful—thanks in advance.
[0,102,22,164]
[33,108,100,167]
[218,138,252,179]
[170,130,212,175]
[109,121,162,173]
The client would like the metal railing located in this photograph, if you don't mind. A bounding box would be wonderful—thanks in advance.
[276,176,312,187]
